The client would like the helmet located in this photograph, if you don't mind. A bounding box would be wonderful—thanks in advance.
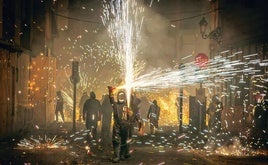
[57,91,61,95]
[90,91,96,99]
[212,95,219,103]
[117,90,126,103]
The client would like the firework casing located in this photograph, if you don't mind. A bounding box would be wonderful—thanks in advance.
[108,86,116,105]
[108,86,116,96]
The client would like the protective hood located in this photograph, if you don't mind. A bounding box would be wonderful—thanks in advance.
[117,90,126,103]
[90,91,96,99]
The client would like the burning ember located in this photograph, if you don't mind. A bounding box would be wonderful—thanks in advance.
[204,137,268,157]
[17,135,67,150]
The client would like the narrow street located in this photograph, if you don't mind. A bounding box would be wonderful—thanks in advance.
[0,0,268,164]
[0,122,267,165]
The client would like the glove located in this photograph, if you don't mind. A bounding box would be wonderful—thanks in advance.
[127,107,133,117]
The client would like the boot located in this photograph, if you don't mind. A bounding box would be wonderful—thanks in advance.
[124,144,131,159]
[112,144,120,163]
[119,145,125,161]
[112,157,120,163]
[120,144,131,160]
[120,155,125,161]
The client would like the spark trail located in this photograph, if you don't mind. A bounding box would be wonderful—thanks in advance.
[102,0,267,98]
[18,135,66,149]
[102,0,144,107]
[131,54,266,91]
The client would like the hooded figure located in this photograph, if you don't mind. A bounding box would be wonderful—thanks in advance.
[55,91,64,122]
[83,91,101,139]
[250,93,268,148]
[207,95,223,134]
[79,91,89,121]
[147,100,160,134]
[100,94,113,152]
[108,87,134,163]
[129,94,142,137]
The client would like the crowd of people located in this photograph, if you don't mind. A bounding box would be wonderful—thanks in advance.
[54,88,161,163]
[81,87,162,163]
[54,88,267,162]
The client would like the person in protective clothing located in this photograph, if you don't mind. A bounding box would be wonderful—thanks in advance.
[207,95,223,134]
[250,93,268,149]
[129,93,142,137]
[55,90,65,122]
[83,91,101,139]
[100,94,113,153]
[147,100,160,134]
[79,91,89,121]
[108,86,136,163]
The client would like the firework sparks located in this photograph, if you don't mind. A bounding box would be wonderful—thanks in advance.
[102,0,144,107]
[17,135,67,149]
[130,52,267,92]
[213,137,268,157]
[54,1,267,152]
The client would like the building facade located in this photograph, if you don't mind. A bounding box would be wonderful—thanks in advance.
[208,0,268,132]
[0,0,56,137]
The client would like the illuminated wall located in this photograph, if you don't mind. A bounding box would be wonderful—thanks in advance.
[29,55,56,126]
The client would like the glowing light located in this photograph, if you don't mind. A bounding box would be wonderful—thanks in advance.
[213,137,268,156]
[102,0,144,107]
[17,135,66,149]
[124,55,261,92]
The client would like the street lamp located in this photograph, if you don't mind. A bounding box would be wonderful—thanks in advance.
[199,17,222,43]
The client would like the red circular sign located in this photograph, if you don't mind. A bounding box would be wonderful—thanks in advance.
[195,53,208,68]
